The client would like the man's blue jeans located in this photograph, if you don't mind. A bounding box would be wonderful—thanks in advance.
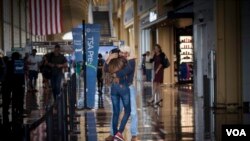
[51,73,63,100]
[145,69,152,82]
[110,85,138,136]
[111,84,131,134]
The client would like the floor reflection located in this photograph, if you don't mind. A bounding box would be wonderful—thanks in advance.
[0,73,198,141]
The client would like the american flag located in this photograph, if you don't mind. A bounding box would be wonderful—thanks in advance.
[29,0,62,35]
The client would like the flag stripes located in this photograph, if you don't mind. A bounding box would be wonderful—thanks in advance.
[29,0,62,35]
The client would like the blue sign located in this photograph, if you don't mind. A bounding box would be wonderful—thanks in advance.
[85,24,101,108]
[72,28,83,62]
[14,60,24,74]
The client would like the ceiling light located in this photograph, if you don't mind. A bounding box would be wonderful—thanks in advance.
[62,32,73,40]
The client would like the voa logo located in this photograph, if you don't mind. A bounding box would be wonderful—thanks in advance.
[226,129,246,136]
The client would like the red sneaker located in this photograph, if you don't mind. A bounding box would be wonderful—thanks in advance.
[114,132,124,141]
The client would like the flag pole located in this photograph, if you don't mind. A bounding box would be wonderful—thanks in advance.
[82,20,91,110]
[82,20,87,109]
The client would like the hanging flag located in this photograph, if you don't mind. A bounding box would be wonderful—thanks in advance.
[29,0,62,35]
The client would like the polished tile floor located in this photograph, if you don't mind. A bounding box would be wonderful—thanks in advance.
[18,74,195,141]
[91,83,195,141]
[1,73,250,141]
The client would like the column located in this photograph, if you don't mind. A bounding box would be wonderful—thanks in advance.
[216,0,242,106]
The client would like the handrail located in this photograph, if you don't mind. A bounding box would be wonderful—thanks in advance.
[23,80,71,141]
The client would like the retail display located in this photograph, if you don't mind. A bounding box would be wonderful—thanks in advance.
[178,36,193,82]
[180,36,193,63]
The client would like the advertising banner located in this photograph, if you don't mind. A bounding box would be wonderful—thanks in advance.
[72,28,83,62]
[14,60,24,74]
[85,24,100,108]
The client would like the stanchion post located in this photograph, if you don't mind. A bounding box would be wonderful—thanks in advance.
[68,77,74,132]
[46,106,53,141]
[23,124,30,141]
[57,94,63,141]
[71,73,76,117]
[82,20,88,109]
[62,83,68,141]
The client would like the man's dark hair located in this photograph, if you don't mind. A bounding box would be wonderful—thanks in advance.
[110,48,120,54]
[32,49,37,53]
[98,53,102,58]
[11,52,21,60]
[55,44,60,48]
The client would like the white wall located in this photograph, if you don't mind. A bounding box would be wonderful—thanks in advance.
[3,0,11,52]
[2,0,30,53]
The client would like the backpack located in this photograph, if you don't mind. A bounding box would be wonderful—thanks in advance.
[161,54,170,69]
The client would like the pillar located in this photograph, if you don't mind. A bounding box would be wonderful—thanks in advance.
[215,0,242,107]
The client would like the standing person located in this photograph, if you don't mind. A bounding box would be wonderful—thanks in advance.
[141,53,146,79]
[105,46,138,141]
[145,51,153,84]
[11,52,25,140]
[0,53,6,120]
[148,44,165,104]
[104,48,132,141]
[23,53,30,88]
[47,44,68,100]
[97,53,105,108]
[27,49,41,91]
[0,50,6,89]
[120,46,138,141]
[97,53,105,92]
[2,52,25,140]
[2,56,10,125]
[39,53,51,106]
[40,53,51,88]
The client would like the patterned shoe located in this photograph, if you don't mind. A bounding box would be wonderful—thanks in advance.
[114,132,124,141]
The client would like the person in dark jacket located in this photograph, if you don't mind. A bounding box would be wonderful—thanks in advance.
[97,53,105,92]
[2,52,25,140]
[97,53,105,108]
[0,50,6,83]
[47,44,67,100]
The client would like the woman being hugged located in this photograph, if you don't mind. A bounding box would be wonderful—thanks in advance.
[104,48,132,141]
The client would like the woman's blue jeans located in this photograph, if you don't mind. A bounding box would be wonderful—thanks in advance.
[109,85,138,136]
[145,69,152,82]
[111,83,131,134]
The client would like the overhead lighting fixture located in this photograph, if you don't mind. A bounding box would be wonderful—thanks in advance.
[62,32,73,40]
[149,11,157,22]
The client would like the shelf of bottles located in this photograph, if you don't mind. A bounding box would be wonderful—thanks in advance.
[179,36,193,63]
[179,36,193,82]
